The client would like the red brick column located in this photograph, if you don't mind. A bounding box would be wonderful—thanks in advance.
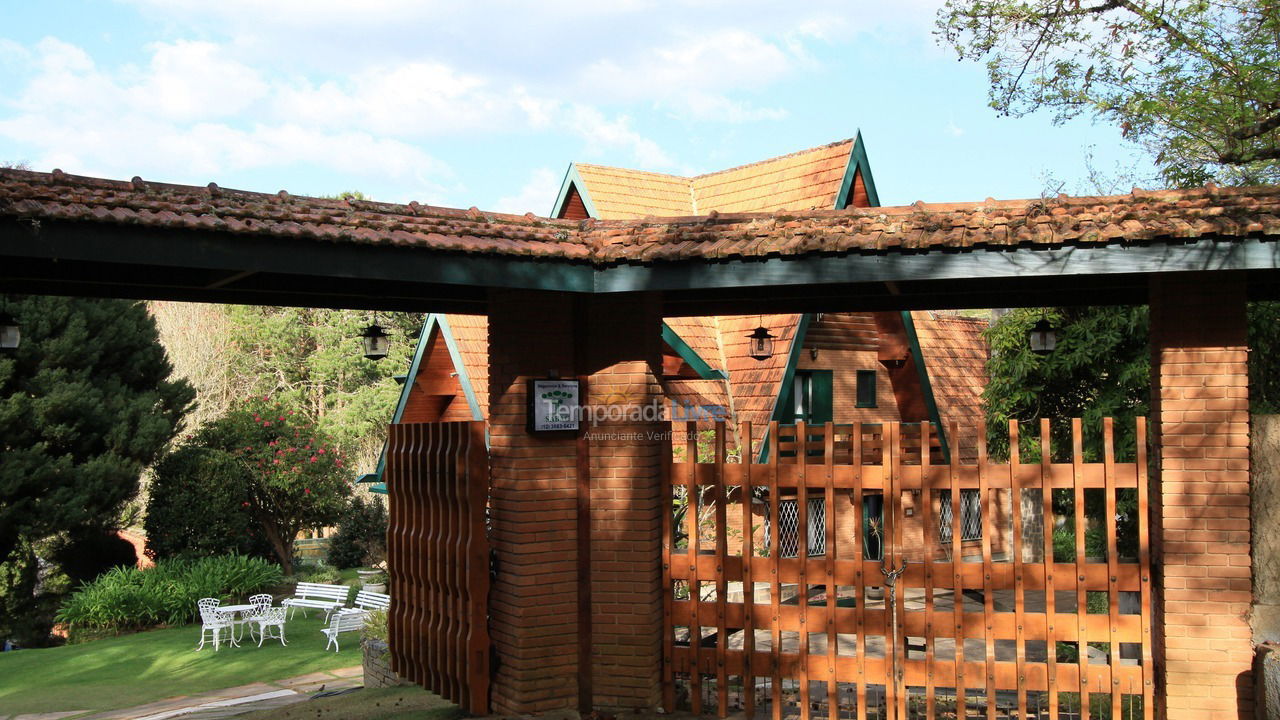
[1150,274,1253,719]
[583,294,664,711]
[488,290,581,714]
[487,290,665,714]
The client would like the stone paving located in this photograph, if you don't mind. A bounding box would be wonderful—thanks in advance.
[2,666,362,720]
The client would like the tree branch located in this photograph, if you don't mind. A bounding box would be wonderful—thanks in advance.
[1230,110,1280,141]
[1218,146,1280,165]
[1114,0,1240,80]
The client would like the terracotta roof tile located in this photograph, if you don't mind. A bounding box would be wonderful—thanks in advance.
[573,139,854,220]
[444,314,489,419]
[911,311,988,456]
[4,169,1280,266]
[716,314,802,453]
[691,140,853,214]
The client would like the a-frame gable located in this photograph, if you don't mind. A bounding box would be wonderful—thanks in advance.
[359,314,484,493]
[833,131,881,209]
[551,163,599,219]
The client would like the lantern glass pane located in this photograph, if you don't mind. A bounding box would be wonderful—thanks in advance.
[0,324,18,349]
[362,334,389,358]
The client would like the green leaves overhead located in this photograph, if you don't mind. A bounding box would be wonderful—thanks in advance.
[937,0,1280,186]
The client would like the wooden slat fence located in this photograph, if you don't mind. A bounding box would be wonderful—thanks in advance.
[386,421,490,714]
[663,419,1152,720]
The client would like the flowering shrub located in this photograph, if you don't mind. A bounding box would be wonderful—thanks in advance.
[151,397,351,572]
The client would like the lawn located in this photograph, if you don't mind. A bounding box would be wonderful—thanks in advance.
[0,613,361,717]
[240,687,460,720]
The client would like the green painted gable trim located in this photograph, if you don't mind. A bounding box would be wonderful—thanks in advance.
[757,313,813,464]
[435,315,484,423]
[833,130,881,209]
[550,163,600,219]
[363,313,485,493]
[901,310,950,463]
[661,322,728,380]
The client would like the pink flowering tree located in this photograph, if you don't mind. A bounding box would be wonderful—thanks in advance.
[200,397,351,572]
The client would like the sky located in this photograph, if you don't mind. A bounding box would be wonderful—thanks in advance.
[0,0,1157,215]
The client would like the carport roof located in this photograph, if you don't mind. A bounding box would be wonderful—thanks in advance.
[3,168,1278,265]
[3,168,1280,314]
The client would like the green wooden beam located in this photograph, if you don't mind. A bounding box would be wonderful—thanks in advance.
[901,310,949,463]
[661,322,727,379]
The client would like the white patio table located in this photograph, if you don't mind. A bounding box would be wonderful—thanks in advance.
[218,603,258,647]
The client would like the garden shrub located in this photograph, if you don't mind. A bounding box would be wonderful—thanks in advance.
[328,495,388,569]
[299,561,342,584]
[145,446,274,561]
[56,554,283,633]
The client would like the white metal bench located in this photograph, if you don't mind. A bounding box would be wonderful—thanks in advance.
[320,609,368,652]
[351,589,390,613]
[280,582,350,621]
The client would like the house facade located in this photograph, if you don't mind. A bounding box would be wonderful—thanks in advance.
[364,137,996,569]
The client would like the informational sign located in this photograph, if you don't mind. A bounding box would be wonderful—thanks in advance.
[528,378,581,433]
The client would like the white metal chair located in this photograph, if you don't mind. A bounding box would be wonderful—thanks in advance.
[242,593,273,643]
[253,606,288,647]
[320,609,367,652]
[196,598,233,651]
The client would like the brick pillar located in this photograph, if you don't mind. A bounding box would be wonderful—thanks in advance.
[584,294,664,711]
[487,290,664,715]
[1150,274,1253,719]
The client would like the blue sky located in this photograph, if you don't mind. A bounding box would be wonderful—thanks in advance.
[0,1,1155,214]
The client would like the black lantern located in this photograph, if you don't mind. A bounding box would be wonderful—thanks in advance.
[361,322,389,360]
[0,312,18,352]
[747,326,775,361]
[1028,318,1057,355]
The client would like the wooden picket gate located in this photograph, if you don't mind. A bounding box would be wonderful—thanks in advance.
[663,419,1152,720]
[385,421,490,714]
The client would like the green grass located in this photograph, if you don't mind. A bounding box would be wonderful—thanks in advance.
[0,613,360,717]
[240,687,460,720]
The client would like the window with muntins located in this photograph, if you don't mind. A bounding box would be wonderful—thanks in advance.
[938,489,982,542]
[764,497,826,557]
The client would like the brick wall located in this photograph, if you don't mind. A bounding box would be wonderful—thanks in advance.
[488,290,581,714]
[1150,274,1253,720]
[487,290,665,714]
[584,295,664,711]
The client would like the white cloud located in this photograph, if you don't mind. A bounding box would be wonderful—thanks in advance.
[0,38,452,188]
[492,167,561,216]
[945,120,965,137]
[576,29,796,122]
[564,105,674,169]
[269,62,522,137]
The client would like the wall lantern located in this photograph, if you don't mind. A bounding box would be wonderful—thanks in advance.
[1028,318,1057,355]
[361,322,390,361]
[747,326,775,361]
[0,312,19,352]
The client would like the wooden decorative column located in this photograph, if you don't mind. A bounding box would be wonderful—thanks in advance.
[1149,273,1254,720]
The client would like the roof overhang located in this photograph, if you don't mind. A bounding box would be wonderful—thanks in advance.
[3,169,1280,313]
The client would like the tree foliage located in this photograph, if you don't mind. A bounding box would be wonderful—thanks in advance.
[984,302,1280,461]
[327,494,388,570]
[983,306,1150,461]
[182,397,352,572]
[937,0,1280,186]
[151,304,420,473]
[0,295,193,563]
[144,446,274,561]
